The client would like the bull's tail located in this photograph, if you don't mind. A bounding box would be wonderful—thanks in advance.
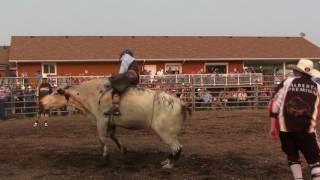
[181,103,192,121]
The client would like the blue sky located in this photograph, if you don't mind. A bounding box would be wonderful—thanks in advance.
[1,0,319,46]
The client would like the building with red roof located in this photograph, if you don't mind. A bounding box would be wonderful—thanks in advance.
[3,35,320,77]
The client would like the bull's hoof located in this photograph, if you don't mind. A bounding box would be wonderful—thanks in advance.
[120,146,127,155]
[102,154,110,161]
[160,159,170,166]
[97,159,111,167]
[104,112,121,116]
[104,106,121,116]
[162,162,174,169]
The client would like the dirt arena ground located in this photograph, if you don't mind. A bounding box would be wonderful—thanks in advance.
[0,109,309,179]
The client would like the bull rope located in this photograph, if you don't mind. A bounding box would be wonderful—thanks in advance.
[98,86,112,105]
[108,114,114,128]
[149,91,159,128]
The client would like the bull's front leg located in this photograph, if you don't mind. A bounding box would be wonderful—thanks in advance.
[96,119,110,160]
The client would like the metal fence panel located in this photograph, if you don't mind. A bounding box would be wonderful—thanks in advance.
[0,74,278,119]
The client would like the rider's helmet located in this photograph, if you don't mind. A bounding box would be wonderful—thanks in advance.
[119,49,134,59]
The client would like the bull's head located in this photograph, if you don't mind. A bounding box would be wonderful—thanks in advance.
[40,84,89,113]
[41,79,113,116]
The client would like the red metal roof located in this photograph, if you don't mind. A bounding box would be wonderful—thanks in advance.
[9,36,320,61]
[0,46,9,64]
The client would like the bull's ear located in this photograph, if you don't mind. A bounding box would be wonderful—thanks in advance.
[65,85,71,89]
[57,88,65,95]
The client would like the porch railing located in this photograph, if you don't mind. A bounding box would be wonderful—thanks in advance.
[139,73,264,86]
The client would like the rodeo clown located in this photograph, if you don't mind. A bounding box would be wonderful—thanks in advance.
[34,74,52,127]
[269,58,320,180]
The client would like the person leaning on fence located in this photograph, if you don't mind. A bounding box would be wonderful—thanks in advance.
[0,84,11,120]
[13,85,25,114]
[24,85,37,117]
[104,49,139,116]
[34,75,52,127]
[269,58,320,180]
[34,70,41,86]
[200,89,212,109]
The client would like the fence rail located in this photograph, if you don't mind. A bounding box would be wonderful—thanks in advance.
[0,73,280,119]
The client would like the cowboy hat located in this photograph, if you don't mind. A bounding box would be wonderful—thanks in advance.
[289,58,320,77]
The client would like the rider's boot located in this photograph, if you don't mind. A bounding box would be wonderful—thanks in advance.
[104,104,120,116]
[104,93,121,116]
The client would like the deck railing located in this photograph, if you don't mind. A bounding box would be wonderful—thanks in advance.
[139,73,264,86]
[0,73,278,88]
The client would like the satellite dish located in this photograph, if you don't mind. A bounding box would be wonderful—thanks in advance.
[300,32,306,37]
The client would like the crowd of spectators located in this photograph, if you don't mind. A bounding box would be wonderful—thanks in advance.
[0,72,106,120]
[165,86,272,111]
[0,84,37,120]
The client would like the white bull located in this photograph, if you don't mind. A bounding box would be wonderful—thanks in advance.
[41,79,191,168]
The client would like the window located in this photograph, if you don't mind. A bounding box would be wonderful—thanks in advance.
[143,65,157,75]
[165,63,182,74]
[205,63,228,74]
[42,63,56,75]
[244,63,284,75]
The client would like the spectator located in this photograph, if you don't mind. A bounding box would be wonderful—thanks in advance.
[258,66,264,74]
[212,95,222,109]
[197,68,204,74]
[73,77,81,85]
[218,91,228,108]
[228,91,238,107]
[243,67,250,74]
[231,68,239,74]
[230,68,239,83]
[34,70,41,86]
[237,89,248,107]
[195,88,204,109]
[259,87,271,106]
[0,84,10,120]
[24,85,37,117]
[200,90,212,109]
[156,69,164,76]
[248,66,255,73]
[22,72,29,86]
[214,68,219,75]
[13,85,25,114]
[179,89,186,101]
[142,69,148,75]
[166,67,174,74]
